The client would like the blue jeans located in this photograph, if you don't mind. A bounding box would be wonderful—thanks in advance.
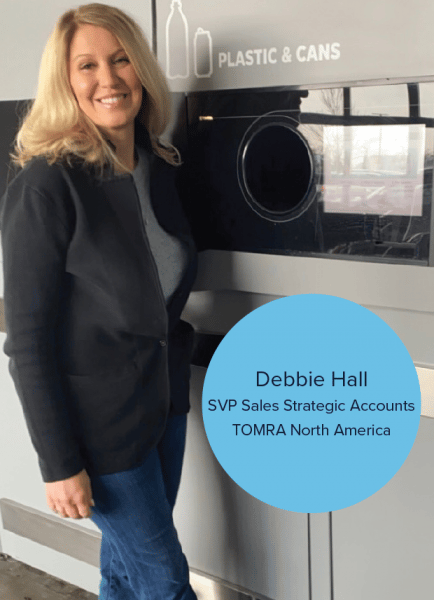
[89,414,198,600]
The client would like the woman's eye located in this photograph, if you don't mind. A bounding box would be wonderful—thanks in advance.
[78,57,128,70]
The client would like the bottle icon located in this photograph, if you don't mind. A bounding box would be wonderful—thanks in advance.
[166,0,189,79]
[194,28,213,78]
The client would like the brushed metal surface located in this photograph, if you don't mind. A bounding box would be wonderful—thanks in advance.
[0,498,101,567]
[416,366,434,418]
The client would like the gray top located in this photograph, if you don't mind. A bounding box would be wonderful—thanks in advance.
[132,145,189,303]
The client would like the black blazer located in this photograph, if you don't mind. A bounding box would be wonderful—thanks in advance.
[0,123,197,483]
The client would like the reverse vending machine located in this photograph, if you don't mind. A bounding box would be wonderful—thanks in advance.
[156,1,434,600]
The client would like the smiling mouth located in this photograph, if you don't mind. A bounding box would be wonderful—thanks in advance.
[97,94,128,105]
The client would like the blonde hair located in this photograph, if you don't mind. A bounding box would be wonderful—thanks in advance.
[12,3,179,174]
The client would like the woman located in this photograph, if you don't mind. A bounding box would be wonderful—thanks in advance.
[0,3,198,599]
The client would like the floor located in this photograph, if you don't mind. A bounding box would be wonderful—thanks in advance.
[0,553,97,599]
[0,553,252,600]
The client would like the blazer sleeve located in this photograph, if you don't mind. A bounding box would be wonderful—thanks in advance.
[0,180,85,483]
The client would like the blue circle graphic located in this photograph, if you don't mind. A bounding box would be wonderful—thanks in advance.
[202,295,421,513]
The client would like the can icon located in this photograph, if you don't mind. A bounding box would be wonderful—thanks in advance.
[194,28,213,78]
[166,0,189,79]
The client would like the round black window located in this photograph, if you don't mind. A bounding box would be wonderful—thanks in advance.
[239,121,314,222]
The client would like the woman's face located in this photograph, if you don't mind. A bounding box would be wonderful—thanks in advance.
[68,24,143,140]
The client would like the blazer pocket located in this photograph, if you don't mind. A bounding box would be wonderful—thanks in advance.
[65,369,142,453]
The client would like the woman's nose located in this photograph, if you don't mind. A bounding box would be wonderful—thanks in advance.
[97,62,120,86]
